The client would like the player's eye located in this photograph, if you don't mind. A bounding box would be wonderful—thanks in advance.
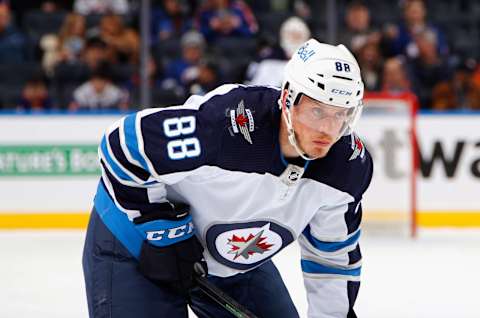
[311,107,325,119]
[334,111,347,121]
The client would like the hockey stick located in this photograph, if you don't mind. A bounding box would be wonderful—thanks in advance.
[193,263,259,318]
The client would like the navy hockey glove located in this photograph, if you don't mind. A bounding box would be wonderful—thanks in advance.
[133,202,207,295]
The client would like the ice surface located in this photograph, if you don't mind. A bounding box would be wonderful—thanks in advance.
[0,229,479,318]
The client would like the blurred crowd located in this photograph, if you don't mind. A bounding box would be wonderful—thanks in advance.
[0,0,479,112]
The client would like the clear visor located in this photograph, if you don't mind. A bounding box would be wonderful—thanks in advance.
[294,95,357,139]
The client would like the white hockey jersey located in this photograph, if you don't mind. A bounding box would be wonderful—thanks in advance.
[94,84,373,317]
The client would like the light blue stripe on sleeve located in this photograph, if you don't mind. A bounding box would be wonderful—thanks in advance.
[302,225,361,253]
[123,113,150,171]
[94,181,194,259]
[100,136,134,182]
[301,259,361,276]
[94,181,143,258]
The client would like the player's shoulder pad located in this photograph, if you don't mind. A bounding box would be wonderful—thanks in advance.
[184,84,280,107]
[184,84,281,124]
[306,133,373,199]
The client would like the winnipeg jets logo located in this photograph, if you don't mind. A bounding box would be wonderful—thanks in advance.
[228,100,255,144]
[227,228,273,260]
[206,221,294,270]
[349,134,365,161]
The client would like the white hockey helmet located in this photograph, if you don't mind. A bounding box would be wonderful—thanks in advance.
[279,39,365,160]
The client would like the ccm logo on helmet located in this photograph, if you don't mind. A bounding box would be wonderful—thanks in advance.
[331,88,352,96]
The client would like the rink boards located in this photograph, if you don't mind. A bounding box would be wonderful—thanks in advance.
[0,111,479,228]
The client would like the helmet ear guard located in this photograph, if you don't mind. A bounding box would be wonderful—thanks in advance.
[279,81,303,109]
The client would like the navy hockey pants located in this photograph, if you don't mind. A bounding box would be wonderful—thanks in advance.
[82,209,300,318]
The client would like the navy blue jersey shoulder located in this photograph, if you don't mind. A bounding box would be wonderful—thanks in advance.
[194,85,281,131]
[138,85,282,175]
[139,106,213,174]
[304,134,373,200]
[196,85,283,174]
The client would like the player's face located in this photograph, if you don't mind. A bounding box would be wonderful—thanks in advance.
[291,95,350,158]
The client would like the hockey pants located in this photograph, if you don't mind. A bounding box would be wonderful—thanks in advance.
[82,208,300,318]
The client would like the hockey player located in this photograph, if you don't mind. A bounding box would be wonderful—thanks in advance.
[82,38,373,318]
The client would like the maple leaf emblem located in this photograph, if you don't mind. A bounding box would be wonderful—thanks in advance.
[355,137,363,151]
[349,134,365,161]
[235,114,248,127]
[227,229,274,260]
[228,99,253,144]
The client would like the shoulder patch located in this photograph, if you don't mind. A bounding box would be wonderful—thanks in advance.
[227,99,255,144]
[349,134,366,162]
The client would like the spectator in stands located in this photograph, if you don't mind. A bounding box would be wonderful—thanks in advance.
[162,30,206,91]
[50,36,108,107]
[0,3,29,63]
[127,55,161,104]
[195,0,258,42]
[40,0,62,13]
[17,77,52,111]
[381,57,412,94]
[278,16,310,60]
[187,60,222,96]
[357,42,383,91]
[292,0,311,21]
[431,59,480,110]
[96,14,140,65]
[246,16,310,87]
[41,13,86,75]
[383,0,448,58]
[82,37,108,71]
[73,0,129,15]
[69,62,129,111]
[407,29,452,109]
[57,13,86,62]
[8,0,71,27]
[247,0,311,19]
[471,62,480,91]
[151,0,193,43]
[39,35,59,77]
[338,1,381,55]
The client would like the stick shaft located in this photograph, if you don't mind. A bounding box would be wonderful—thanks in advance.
[194,275,259,318]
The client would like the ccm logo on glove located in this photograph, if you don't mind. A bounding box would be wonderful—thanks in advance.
[146,221,194,241]
[135,213,196,247]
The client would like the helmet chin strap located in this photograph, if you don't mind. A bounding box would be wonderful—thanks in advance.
[280,94,317,161]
